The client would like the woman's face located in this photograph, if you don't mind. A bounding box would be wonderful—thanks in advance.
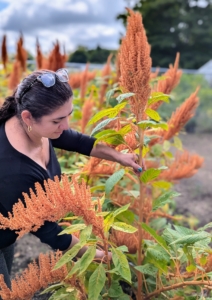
[31,97,74,139]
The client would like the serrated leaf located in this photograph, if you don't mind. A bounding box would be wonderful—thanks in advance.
[105,169,125,194]
[145,108,161,121]
[151,181,172,189]
[152,190,180,211]
[91,117,118,136]
[142,223,169,250]
[58,224,86,235]
[88,264,106,300]
[111,222,137,233]
[113,203,130,218]
[116,92,135,103]
[88,108,115,125]
[108,281,124,297]
[170,232,210,245]
[79,225,92,243]
[117,245,129,252]
[78,246,96,275]
[137,120,168,130]
[135,263,158,276]
[140,168,161,183]
[112,247,131,283]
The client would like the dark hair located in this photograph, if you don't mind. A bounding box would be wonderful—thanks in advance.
[0,70,73,124]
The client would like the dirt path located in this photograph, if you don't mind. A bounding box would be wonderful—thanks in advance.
[10,133,212,299]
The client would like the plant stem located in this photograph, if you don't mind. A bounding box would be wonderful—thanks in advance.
[144,280,212,299]
[137,126,145,300]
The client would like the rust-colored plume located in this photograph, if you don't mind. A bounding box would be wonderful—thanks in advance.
[163,88,199,140]
[0,175,104,239]
[80,63,89,99]
[99,53,113,107]
[160,150,204,181]
[81,91,94,133]
[36,38,43,69]
[47,41,66,71]
[1,35,8,70]
[16,35,27,72]
[151,53,182,111]
[8,60,21,90]
[118,8,152,121]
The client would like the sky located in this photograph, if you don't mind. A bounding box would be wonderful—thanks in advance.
[0,0,138,55]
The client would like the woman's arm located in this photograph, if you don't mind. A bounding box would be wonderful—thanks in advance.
[90,143,146,176]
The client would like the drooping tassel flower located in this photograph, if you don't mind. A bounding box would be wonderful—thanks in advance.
[118,8,152,121]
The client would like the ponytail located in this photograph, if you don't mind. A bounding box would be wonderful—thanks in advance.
[0,95,17,124]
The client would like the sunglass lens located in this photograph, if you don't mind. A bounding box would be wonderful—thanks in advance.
[39,74,55,87]
[56,69,69,82]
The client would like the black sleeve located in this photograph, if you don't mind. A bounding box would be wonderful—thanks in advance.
[51,128,96,156]
[0,174,72,251]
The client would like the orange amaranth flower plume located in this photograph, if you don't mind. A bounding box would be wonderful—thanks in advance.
[160,150,204,181]
[151,53,182,111]
[0,175,104,238]
[16,34,27,73]
[118,8,152,121]
[1,35,7,70]
[8,60,21,91]
[36,38,43,69]
[81,91,94,133]
[163,88,199,141]
[99,53,113,107]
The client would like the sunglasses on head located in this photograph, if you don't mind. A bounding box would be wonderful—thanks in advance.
[18,68,69,102]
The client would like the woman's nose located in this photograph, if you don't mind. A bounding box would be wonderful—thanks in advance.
[59,117,69,130]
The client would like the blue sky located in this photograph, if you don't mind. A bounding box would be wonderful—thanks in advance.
[0,0,137,55]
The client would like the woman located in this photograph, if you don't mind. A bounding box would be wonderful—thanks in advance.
[0,69,144,289]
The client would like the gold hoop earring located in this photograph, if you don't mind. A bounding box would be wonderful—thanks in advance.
[28,125,32,132]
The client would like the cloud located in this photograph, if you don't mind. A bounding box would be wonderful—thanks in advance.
[0,0,127,54]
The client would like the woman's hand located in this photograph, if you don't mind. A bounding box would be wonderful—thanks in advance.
[95,249,112,262]
[118,153,146,176]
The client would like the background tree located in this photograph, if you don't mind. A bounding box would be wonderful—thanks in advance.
[117,0,212,69]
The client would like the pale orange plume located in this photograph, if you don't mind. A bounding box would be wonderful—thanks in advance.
[36,38,43,69]
[114,52,121,83]
[163,88,199,140]
[82,157,117,176]
[81,91,94,133]
[99,53,113,107]
[150,67,160,79]
[69,72,82,89]
[16,35,27,72]
[1,35,8,70]
[80,63,89,99]
[118,8,152,121]
[0,175,104,238]
[0,251,68,300]
[160,150,204,181]
[8,60,21,90]
[151,53,182,111]
[47,41,66,71]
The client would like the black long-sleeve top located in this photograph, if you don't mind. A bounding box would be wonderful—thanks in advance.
[0,122,95,250]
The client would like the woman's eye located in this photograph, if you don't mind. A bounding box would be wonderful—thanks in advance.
[53,121,60,124]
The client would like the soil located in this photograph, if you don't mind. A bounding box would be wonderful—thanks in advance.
[10,133,212,299]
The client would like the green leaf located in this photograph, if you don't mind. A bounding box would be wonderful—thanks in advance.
[145,108,161,121]
[94,129,116,138]
[79,225,93,243]
[117,245,129,252]
[137,120,168,130]
[112,203,131,218]
[53,243,83,270]
[78,246,96,275]
[103,213,114,233]
[170,232,210,245]
[173,136,183,150]
[88,264,106,300]
[100,134,125,146]
[111,222,137,233]
[40,283,64,295]
[151,181,172,189]
[58,224,86,235]
[148,92,170,106]
[152,190,180,211]
[135,263,158,276]
[112,247,131,283]
[108,102,127,118]
[88,108,115,125]
[105,169,125,194]
[108,281,125,297]
[140,168,161,183]
[127,190,140,198]
[90,185,105,192]
[91,118,118,136]
[116,92,135,103]
[106,88,119,102]
[142,223,169,250]
[163,140,171,151]
[118,124,132,136]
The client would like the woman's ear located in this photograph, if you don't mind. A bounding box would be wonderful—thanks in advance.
[21,110,33,127]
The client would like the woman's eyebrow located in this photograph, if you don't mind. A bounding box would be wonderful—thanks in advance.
[52,108,74,120]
